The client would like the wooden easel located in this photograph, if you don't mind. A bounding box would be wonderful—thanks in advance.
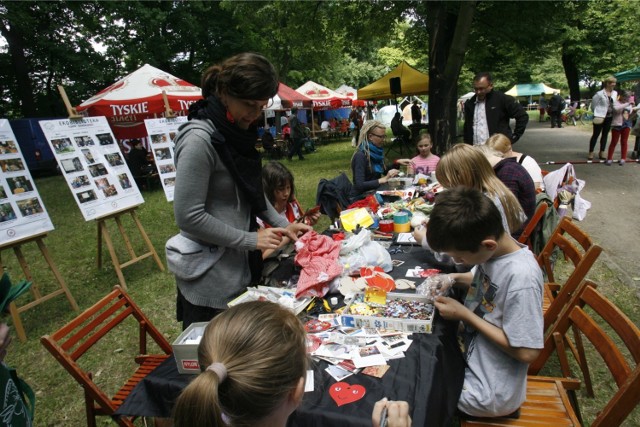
[0,233,78,342]
[96,206,164,289]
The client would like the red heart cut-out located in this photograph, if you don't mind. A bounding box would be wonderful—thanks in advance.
[329,381,366,407]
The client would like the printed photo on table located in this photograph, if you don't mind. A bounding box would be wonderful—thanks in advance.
[6,176,34,194]
[70,175,90,189]
[150,133,167,144]
[87,163,108,177]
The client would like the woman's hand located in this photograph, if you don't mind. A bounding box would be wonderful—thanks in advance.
[256,228,287,250]
[285,222,312,239]
[372,398,412,427]
[387,169,400,178]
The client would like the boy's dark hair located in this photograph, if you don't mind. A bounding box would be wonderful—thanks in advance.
[427,186,504,253]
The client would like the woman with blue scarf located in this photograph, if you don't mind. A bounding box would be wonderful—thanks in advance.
[350,120,400,201]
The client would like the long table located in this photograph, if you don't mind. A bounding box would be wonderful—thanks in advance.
[115,246,465,427]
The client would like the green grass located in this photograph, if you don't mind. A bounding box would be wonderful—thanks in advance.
[4,136,639,426]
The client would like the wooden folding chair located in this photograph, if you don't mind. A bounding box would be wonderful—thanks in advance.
[463,282,640,427]
[537,217,602,323]
[41,286,172,427]
[517,200,547,251]
[536,217,602,396]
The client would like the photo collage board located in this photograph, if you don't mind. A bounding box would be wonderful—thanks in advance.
[39,117,144,221]
[0,119,55,245]
[144,116,186,202]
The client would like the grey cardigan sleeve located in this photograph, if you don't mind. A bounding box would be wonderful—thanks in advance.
[173,128,258,250]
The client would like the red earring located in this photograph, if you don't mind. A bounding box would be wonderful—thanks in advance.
[226,110,235,124]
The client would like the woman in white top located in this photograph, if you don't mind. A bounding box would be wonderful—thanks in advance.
[485,133,544,192]
[588,76,618,161]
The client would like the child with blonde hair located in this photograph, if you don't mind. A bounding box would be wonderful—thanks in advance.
[435,143,525,234]
[173,301,410,427]
[350,120,400,200]
[484,134,544,191]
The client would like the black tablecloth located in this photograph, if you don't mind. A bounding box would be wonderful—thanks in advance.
[115,245,465,427]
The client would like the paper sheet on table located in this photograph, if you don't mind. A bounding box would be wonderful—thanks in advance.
[396,233,417,244]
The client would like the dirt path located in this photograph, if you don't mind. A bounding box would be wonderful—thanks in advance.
[513,119,640,294]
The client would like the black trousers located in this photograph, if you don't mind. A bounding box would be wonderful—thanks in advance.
[176,287,224,330]
[549,111,562,128]
[288,137,305,159]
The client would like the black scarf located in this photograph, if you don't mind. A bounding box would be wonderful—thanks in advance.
[188,96,267,213]
[188,96,265,284]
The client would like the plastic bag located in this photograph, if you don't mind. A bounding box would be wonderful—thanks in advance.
[339,229,392,275]
[542,163,591,221]
[416,274,454,303]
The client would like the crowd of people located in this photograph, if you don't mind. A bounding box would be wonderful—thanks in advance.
[159,52,639,426]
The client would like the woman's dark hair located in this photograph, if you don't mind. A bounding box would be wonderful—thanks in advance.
[200,52,279,100]
[262,161,295,205]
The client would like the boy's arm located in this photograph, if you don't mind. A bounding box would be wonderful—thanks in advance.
[434,296,541,364]
[448,272,473,288]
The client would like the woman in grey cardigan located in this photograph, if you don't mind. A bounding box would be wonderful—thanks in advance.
[171,53,311,329]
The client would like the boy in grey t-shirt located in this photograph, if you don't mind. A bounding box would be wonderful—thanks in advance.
[426,186,544,418]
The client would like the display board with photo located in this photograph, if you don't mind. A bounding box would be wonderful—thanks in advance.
[144,116,186,202]
[39,117,144,221]
[0,119,55,245]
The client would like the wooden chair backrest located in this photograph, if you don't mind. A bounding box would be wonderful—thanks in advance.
[530,284,640,427]
[41,286,172,418]
[536,217,602,330]
[517,201,547,250]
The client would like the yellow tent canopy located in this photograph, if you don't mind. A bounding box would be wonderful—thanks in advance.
[358,61,429,100]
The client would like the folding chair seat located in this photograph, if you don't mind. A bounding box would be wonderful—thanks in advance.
[463,282,640,427]
[41,286,172,427]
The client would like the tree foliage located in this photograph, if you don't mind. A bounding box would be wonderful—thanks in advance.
[1,0,638,140]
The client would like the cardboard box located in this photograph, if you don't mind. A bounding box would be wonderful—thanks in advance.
[341,292,434,334]
[172,321,209,374]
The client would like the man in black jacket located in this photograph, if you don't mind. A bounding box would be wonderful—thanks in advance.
[463,72,529,145]
[547,92,565,129]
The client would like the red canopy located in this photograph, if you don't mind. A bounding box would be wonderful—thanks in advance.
[266,83,313,110]
[76,64,202,139]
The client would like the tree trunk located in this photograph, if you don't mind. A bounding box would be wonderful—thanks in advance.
[427,1,475,155]
[0,9,38,117]
[561,47,580,102]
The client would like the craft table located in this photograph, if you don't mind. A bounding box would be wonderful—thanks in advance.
[114,247,465,427]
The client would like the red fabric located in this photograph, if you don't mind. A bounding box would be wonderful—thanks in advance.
[347,194,379,212]
[294,231,343,298]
